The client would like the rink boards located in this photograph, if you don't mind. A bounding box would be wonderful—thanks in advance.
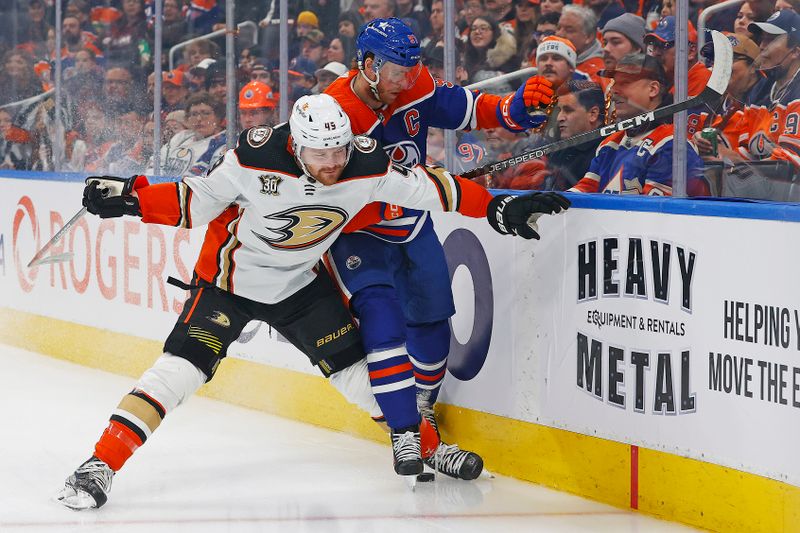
[1,171,799,532]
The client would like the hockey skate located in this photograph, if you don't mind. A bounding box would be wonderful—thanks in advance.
[55,456,114,510]
[420,404,484,481]
[391,427,423,476]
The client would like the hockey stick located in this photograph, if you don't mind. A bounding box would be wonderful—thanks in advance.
[461,30,733,180]
[27,206,87,268]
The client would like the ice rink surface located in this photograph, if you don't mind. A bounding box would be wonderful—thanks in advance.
[0,344,698,533]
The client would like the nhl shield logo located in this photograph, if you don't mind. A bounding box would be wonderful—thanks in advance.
[354,135,377,153]
[259,174,283,195]
[346,255,362,270]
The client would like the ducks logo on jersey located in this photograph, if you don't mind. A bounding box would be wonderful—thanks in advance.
[252,205,349,250]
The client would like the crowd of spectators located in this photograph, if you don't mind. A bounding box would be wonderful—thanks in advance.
[0,0,797,200]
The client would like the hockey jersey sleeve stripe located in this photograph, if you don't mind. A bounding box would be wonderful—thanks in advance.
[453,176,491,217]
[138,182,191,227]
[422,167,453,211]
[457,88,475,131]
[474,92,503,130]
[366,226,411,237]
[193,206,242,290]
[216,212,244,292]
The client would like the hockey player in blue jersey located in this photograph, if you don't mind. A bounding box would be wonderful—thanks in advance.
[325,18,556,480]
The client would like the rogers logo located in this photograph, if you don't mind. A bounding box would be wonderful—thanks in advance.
[13,196,40,292]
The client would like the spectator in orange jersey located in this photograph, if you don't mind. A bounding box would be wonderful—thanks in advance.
[645,16,712,137]
[736,11,800,173]
[695,33,762,163]
[557,5,606,83]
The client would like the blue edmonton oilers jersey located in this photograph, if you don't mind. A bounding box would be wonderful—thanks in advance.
[573,124,704,195]
[326,69,484,242]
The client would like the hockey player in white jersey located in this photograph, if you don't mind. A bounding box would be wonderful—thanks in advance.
[56,94,570,510]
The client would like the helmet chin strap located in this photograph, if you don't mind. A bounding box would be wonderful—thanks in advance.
[358,63,385,103]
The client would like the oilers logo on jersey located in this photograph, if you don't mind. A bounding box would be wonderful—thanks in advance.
[384,140,422,166]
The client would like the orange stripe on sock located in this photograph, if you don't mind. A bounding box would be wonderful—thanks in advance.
[414,369,446,382]
[94,420,143,472]
[369,362,413,380]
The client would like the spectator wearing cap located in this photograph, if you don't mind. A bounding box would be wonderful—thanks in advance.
[465,15,520,86]
[557,5,605,84]
[601,13,645,72]
[644,17,711,109]
[287,57,319,101]
[239,81,277,129]
[735,10,800,175]
[314,62,348,93]
[162,69,189,112]
[296,11,320,38]
[535,36,589,89]
[570,53,704,195]
[300,29,328,68]
[363,0,396,23]
[204,60,228,102]
[694,33,762,163]
[249,59,275,89]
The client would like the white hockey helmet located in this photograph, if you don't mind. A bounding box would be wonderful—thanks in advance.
[289,94,353,176]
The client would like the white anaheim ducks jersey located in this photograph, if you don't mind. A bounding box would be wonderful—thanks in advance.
[136,124,491,304]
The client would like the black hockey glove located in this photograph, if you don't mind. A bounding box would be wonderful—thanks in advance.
[83,175,143,218]
[486,192,571,239]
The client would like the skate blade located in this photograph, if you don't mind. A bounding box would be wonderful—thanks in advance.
[479,467,495,479]
[402,474,418,491]
[54,486,99,511]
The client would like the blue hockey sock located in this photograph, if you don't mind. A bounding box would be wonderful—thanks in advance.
[407,320,450,406]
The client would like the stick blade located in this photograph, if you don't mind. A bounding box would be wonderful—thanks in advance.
[707,30,733,96]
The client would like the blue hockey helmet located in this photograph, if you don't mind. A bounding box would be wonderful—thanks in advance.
[356,18,422,70]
